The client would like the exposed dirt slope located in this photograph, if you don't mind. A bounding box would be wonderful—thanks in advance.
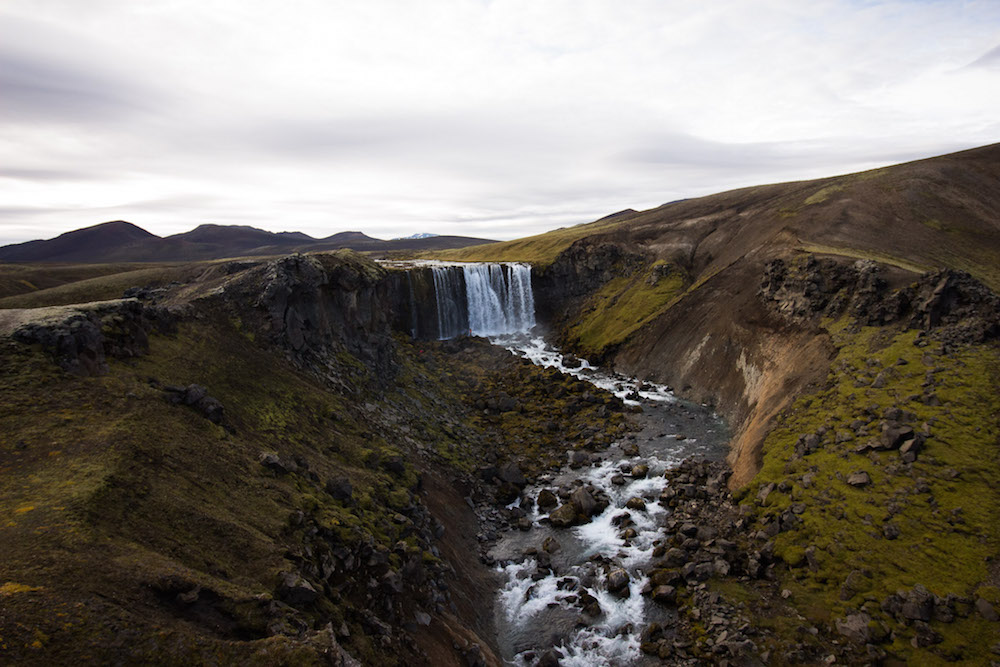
[514,143,1000,485]
[452,143,1000,662]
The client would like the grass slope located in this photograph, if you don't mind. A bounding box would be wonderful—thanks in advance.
[740,320,1000,662]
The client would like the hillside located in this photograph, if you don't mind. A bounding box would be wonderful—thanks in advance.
[0,252,628,665]
[0,222,497,264]
[430,143,1000,662]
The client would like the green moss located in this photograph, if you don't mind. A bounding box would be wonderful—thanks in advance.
[804,184,845,206]
[419,216,634,266]
[562,261,686,358]
[798,243,932,275]
[744,319,1000,662]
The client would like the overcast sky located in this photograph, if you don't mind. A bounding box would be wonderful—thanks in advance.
[1,0,998,244]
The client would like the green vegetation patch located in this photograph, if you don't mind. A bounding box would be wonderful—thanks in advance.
[562,261,686,359]
[422,216,632,266]
[744,318,1000,662]
[804,184,845,206]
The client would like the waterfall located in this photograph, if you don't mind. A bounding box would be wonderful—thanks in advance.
[432,266,467,339]
[428,263,535,339]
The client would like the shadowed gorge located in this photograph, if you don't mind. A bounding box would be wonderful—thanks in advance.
[2,144,1000,664]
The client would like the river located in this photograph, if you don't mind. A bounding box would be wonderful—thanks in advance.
[488,335,729,666]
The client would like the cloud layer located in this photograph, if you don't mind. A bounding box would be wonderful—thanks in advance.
[1,0,999,243]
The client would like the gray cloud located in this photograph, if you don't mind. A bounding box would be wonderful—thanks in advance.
[0,46,156,123]
[1,1,999,244]
[0,167,105,182]
[967,43,1000,69]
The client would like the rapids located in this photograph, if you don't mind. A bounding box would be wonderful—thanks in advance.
[489,337,728,666]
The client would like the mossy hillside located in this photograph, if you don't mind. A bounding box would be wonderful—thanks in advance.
[421,215,632,267]
[0,263,210,309]
[0,293,631,663]
[0,262,188,300]
[0,311,438,664]
[560,261,687,360]
[742,319,1000,662]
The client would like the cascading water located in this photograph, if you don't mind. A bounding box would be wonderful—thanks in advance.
[386,259,728,663]
[489,342,729,666]
[430,263,535,339]
[432,266,468,340]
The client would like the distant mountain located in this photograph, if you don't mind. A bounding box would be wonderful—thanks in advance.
[0,221,157,263]
[394,232,438,240]
[0,223,496,263]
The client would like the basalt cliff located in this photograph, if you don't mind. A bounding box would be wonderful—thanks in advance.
[1,144,999,665]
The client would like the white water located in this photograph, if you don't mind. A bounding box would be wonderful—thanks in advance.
[494,449,687,666]
[465,263,536,336]
[428,262,536,339]
[489,338,727,666]
[492,335,677,406]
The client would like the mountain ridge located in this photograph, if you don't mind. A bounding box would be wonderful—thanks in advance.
[0,221,496,263]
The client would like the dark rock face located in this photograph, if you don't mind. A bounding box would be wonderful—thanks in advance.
[533,240,647,325]
[12,299,176,376]
[760,258,1000,343]
[233,253,400,385]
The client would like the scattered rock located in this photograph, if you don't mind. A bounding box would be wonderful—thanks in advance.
[548,504,578,528]
[846,471,871,487]
[625,497,647,511]
[976,597,999,622]
[606,568,630,594]
[325,476,354,501]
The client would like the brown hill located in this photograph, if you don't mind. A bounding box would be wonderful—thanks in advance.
[433,142,1000,662]
[439,142,1000,482]
[0,221,157,263]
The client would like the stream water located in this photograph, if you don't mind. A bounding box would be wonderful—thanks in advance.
[489,335,729,666]
[389,260,730,664]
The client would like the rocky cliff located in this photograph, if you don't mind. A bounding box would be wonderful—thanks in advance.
[0,250,633,666]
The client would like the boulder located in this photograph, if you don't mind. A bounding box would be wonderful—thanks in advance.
[651,585,676,604]
[497,462,527,488]
[835,612,872,643]
[663,548,688,568]
[757,482,776,504]
[606,568,630,593]
[625,497,647,511]
[260,452,295,475]
[901,585,935,622]
[880,422,915,450]
[381,456,406,475]
[277,573,319,606]
[976,597,1000,622]
[571,487,598,517]
[325,476,354,501]
[542,537,561,554]
[536,488,559,510]
[847,471,871,487]
[548,504,578,528]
